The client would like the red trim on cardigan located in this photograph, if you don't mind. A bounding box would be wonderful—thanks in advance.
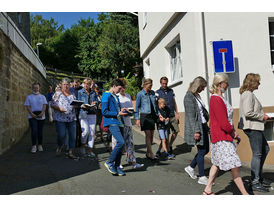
[209,95,234,143]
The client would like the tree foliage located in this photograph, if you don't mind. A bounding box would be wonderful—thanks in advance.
[77,12,142,81]
[30,12,142,84]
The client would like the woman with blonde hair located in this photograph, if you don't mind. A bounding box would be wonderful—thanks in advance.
[135,78,158,160]
[239,73,270,193]
[203,73,248,195]
[78,77,99,158]
[184,76,209,185]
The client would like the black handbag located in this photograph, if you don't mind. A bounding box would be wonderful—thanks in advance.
[195,96,209,122]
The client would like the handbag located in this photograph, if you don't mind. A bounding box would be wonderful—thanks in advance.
[100,119,109,133]
[238,117,244,129]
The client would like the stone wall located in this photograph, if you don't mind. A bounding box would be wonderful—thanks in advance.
[0,29,48,154]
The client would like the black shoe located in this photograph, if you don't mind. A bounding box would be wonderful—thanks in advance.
[146,154,158,161]
[252,183,269,193]
[261,179,272,186]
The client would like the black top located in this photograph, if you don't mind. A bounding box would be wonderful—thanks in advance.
[157,106,171,130]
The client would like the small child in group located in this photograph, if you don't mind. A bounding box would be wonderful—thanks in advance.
[156,98,175,159]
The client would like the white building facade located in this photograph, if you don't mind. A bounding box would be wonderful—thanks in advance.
[138,12,274,164]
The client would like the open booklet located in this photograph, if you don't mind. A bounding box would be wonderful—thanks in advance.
[70,100,84,106]
[266,113,274,119]
[83,103,97,108]
[122,107,136,115]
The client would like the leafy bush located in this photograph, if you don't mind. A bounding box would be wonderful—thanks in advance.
[103,73,141,100]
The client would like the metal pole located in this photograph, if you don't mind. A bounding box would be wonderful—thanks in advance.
[201,12,210,106]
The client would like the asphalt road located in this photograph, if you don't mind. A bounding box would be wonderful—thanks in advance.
[0,122,273,195]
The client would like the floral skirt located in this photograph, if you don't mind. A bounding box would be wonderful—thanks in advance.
[211,141,241,171]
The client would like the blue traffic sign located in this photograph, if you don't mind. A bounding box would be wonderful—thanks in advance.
[212,40,235,73]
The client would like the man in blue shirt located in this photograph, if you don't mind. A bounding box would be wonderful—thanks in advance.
[101,79,128,176]
[156,77,180,154]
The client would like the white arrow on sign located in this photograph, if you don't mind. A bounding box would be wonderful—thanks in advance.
[219,48,227,72]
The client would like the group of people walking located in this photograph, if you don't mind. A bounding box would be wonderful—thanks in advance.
[183,73,270,194]
[24,72,271,194]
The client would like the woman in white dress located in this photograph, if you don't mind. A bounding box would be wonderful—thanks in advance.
[203,73,248,195]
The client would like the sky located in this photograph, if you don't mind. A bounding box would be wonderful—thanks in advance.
[30,12,101,29]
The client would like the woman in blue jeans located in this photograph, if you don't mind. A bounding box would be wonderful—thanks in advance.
[239,73,270,193]
[183,77,209,185]
[51,78,78,159]
[24,82,48,153]
[101,79,128,176]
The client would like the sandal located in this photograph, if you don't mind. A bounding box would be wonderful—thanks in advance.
[202,190,215,195]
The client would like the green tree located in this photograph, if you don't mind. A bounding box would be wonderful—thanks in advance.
[52,18,95,72]
[76,21,104,78]
[31,14,96,73]
[30,14,64,68]
[77,12,142,81]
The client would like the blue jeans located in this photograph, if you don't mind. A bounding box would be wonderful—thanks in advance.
[55,121,76,150]
[29,118,45,146]
[158,129,168,140]
[244,129,270,184]
[190,124,209,176]
[108,126,125,167]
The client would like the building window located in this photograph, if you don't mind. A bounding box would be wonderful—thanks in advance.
[269,21,274,70]
[168,41,182,82]
[143,12,147,29]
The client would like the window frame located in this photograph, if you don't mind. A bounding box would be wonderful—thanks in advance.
[165,35,183,85]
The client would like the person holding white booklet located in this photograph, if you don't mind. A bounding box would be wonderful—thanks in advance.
[117,78,144,169]
[77,78,99,158]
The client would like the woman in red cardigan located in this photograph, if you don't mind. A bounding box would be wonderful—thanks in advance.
[203,73,249,195]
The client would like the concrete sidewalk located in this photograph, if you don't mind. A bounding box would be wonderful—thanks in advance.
[132,125,274,194]
[132,125,274,171]
[0,122,273,195]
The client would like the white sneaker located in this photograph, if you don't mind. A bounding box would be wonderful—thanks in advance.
[184,166,197,179]
[38,145,43,152]
[198,176,209,185]
[119,164,123,169]
[31,145,37,153]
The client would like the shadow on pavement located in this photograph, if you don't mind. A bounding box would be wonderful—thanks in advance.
[215,176,253,195]
[0,122,101,195]
[172,143,193,156]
